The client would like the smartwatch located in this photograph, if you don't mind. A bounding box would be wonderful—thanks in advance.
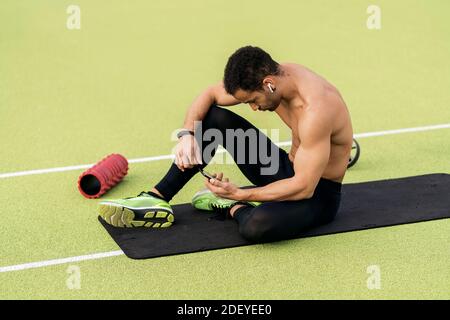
[177,129,194,139]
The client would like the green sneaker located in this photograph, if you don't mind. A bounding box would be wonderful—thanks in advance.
[191,189,261,212]
[98,192,174,228]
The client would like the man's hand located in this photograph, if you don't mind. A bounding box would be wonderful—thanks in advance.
[204,172,245,200]
[174,135,202,171]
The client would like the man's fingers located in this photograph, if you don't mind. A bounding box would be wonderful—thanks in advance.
[205,180,219,193]
[191,145,202,165]
[185,145,201,166]
[175,154,184,171]
[184,162,194,169]
[192,139,202,164]
[195,147,203,165]
[179,155,189,171]
[188,147,196,165]
[210,177,225,188]
[181,154,190,168]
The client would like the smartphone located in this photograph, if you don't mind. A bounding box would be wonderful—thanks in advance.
[198,168,215,180]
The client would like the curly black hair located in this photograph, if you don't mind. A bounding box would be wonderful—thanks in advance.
[223,46,281,95]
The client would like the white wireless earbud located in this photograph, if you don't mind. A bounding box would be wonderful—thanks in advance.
[268,83,274,93]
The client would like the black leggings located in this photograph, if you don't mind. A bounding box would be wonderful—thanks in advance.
[155,104,342,243]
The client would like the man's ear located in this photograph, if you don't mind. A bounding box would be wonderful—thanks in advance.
[262,78,275,92]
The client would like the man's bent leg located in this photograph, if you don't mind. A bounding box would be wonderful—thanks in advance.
[154,104,294,202]
[198,105,294,186]
[233,178,342,242]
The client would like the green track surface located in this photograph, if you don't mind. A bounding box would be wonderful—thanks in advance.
[0,0,449,299]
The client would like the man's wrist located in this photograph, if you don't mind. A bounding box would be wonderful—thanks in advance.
[236,188,250,201]
[177,129,194,139]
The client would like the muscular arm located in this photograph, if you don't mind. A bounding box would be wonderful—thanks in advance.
[182,81,241,131]
[240,108,332,202]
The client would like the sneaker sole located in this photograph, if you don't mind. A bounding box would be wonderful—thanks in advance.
[98,204,174,228]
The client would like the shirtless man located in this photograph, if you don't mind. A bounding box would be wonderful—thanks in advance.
[99,46,354,243]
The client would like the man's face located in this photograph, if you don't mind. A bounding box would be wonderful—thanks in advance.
[233,88,281,112]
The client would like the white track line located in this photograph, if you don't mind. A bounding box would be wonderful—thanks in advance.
[1,123,449,180]
[0,250,124,273]
[355,123,450,138]
[1,122,450,273]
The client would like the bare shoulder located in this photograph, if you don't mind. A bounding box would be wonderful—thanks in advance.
[282,63,350,145]
[300,87,350,146]
[300,90,340,138]
[300,105,334,137]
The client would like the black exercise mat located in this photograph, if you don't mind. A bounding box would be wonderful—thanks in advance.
[99,173,450,259]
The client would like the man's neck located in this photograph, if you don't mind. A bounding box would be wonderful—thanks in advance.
[277,66,303,109]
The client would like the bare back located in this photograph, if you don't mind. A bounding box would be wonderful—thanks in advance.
[275,63,353,183]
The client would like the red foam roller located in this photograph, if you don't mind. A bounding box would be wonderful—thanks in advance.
[77,153,128,199]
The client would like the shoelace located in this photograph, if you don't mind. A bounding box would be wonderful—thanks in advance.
[210,201,255,221]
[209,203,231,221]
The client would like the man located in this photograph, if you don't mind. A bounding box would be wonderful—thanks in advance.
[99,46,354,243]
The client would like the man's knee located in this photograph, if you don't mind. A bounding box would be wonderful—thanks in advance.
[238,211,273,243]
[201,104,236,130]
